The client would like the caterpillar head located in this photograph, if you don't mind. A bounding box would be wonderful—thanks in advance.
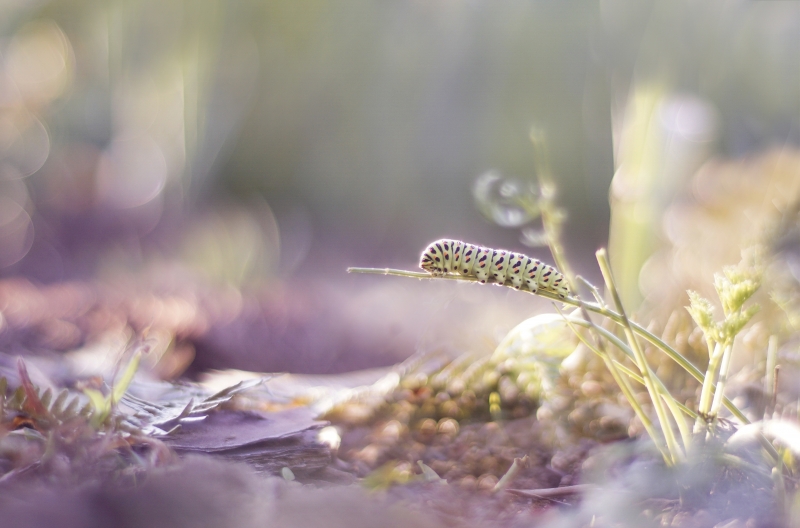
[420,242,444,274]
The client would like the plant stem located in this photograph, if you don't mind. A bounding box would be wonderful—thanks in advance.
[765,335,778,419]
[612,361,698,420]
[532,132,679,457]
[560,309,670,462]
[709,343,735,417]
[697,342,723,423]
[596,249,683,463]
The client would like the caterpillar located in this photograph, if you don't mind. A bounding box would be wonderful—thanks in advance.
[419,239,570,299]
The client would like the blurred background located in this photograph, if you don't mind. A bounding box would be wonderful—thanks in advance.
[0,0,798,373]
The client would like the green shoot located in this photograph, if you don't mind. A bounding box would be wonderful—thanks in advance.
[687,255,762,431]
[83,350,142,428]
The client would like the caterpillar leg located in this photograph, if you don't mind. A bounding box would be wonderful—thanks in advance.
[489,249,509,284]
[472,246,493,283]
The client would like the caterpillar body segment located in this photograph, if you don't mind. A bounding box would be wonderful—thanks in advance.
[442,239,456,273]
[506,252,526,290]
[419,239,569,299]
[489,249,508,284]
[471,246,493,283]
[523,258,542,293]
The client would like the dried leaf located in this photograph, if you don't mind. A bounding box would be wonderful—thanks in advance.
[17,358,48,417]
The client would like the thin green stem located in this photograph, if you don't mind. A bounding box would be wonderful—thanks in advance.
[765,335,778,419]
[530,137,671,456]
[612,354,694,448]
[531,130,578,303]
[697,342,723,421]
[710,343,735,417]
[662,392,693,451]
[559,309,670,461]
[576,276,606,306]
[596,249,683,464]
[564,315,691,452]
[531,134,677,459]
[612,361,698,420]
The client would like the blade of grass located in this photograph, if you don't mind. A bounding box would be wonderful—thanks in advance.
[611,361,698,420]
[564,314,692,450]
[697,342,723,421]
[709,343,735,419]
[596,249,683,464]
[764,336,778,419]
[529,139,680,463]
[559,308,670,461]
[112,351,142,405]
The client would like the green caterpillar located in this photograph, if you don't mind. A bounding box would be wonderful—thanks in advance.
[419,239,569,299]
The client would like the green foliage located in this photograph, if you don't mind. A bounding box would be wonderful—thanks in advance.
[688,260,762,347]
[686,291,716,338]
[83,351,142,428]
[0,354,145,442]
[685,254,765,431]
